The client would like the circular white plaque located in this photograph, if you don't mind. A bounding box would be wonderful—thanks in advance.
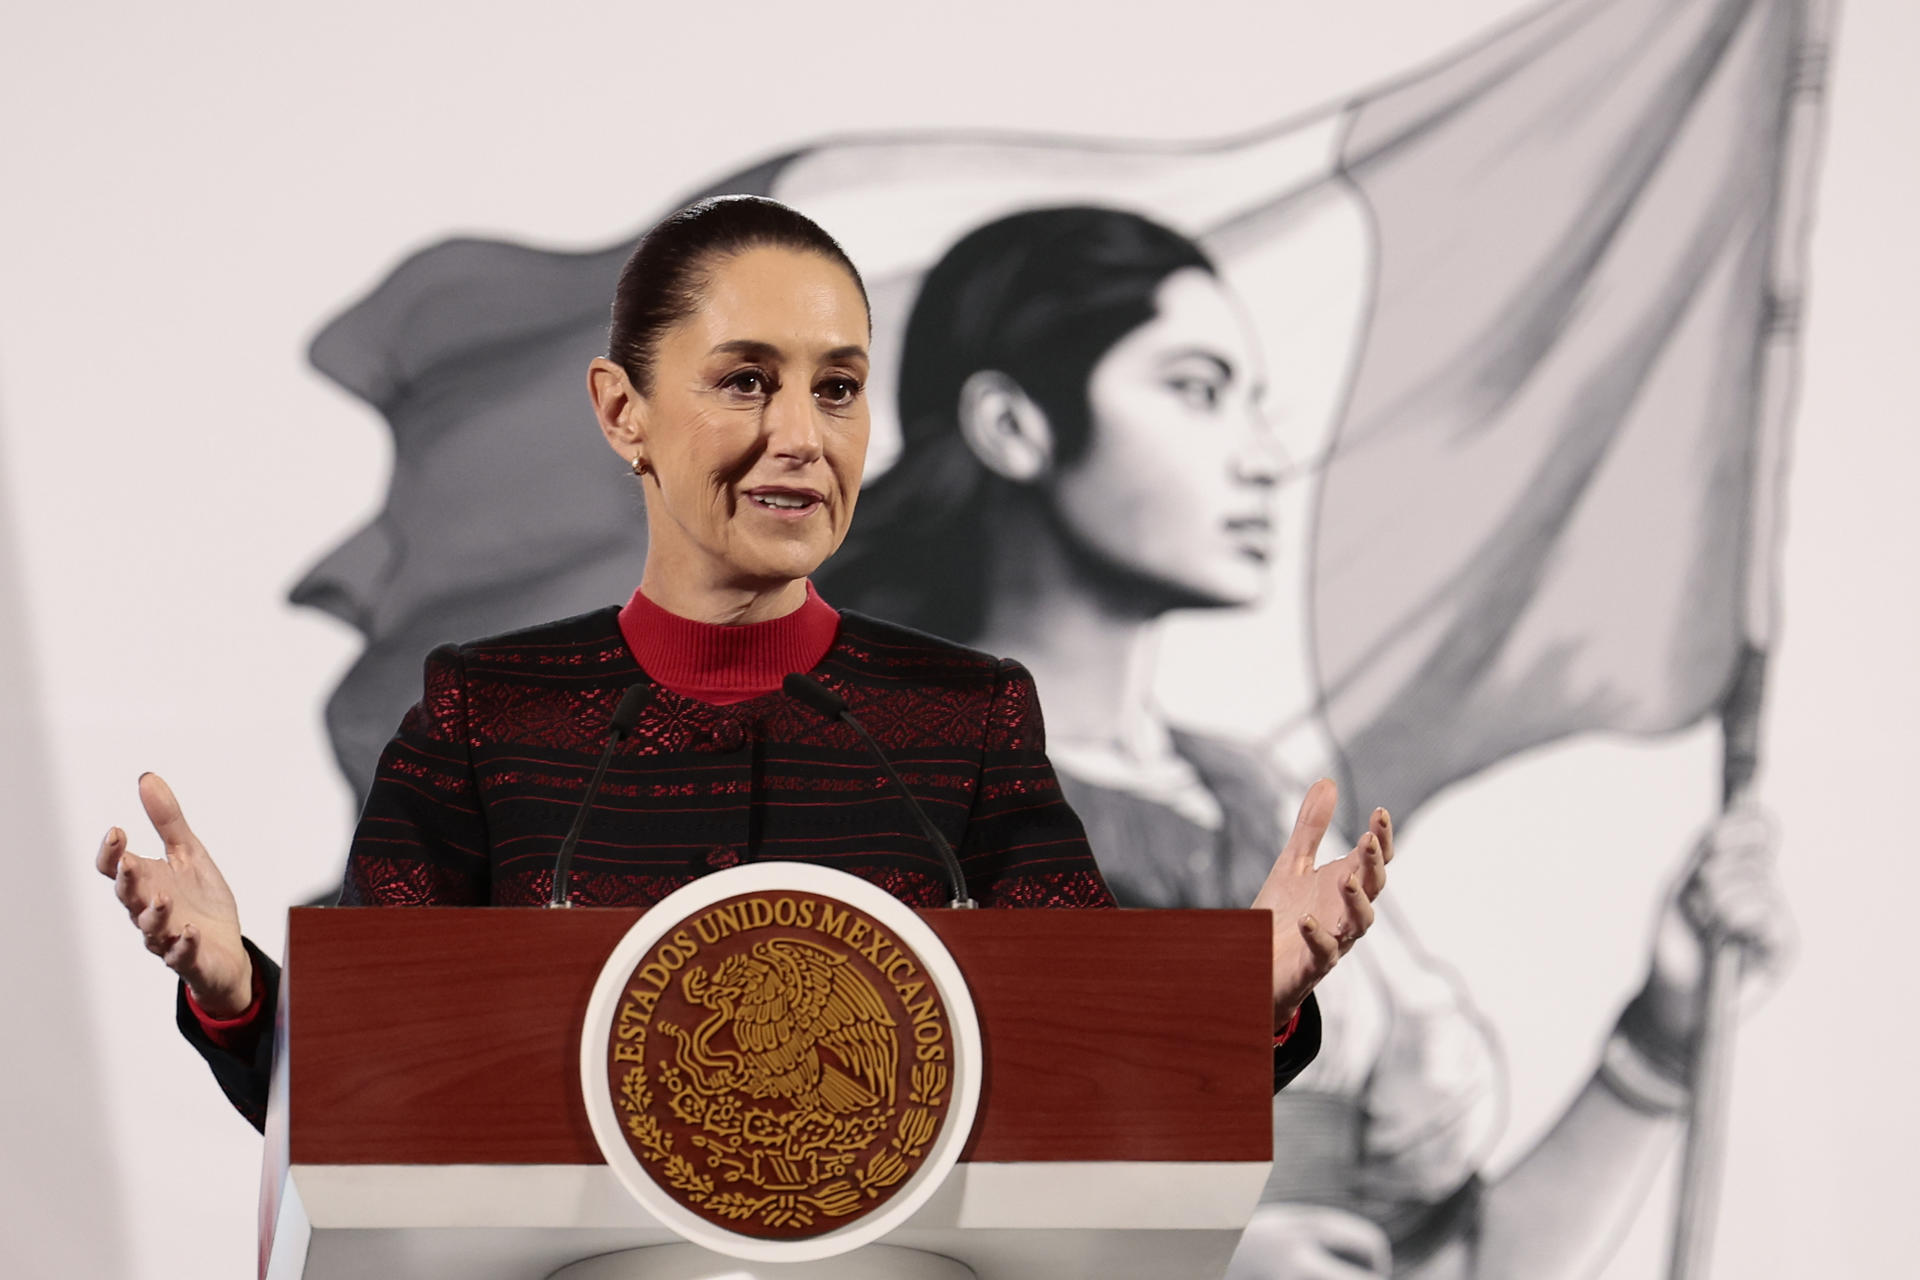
[580,863,982,1263]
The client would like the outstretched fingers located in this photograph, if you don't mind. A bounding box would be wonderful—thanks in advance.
[1353,829,1389,900]
[1370,807,1394,866]
[1338,866,1376,947]
[136,894,177,956]
[134,891,170,936]
[1298,913,1341,977]
[138,772,203,862]
[161,922,201,974]
[112,846,152,917]
[1281,778,1339,876]
[96,826,128,879]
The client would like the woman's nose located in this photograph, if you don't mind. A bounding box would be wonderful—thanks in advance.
[765,389,824,462]
[1232,414,1288,487]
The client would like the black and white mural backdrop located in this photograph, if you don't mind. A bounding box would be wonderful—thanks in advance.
[4,1,1910,1277]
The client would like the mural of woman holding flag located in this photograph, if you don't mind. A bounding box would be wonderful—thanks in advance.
[278,0,1828,1273]
[816,204,1793,1279]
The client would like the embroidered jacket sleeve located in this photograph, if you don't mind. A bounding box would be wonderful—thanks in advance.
[958,658,1116,909]
[340,643,490,907]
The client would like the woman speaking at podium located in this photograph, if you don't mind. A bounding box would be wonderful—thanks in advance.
[95,196,1393,1129]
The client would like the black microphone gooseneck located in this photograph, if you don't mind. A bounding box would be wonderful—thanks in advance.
[783,673,978,908]
[549,684,650,908]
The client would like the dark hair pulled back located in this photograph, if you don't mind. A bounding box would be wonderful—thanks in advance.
[608,195,869,394]
[818,206,1215,641]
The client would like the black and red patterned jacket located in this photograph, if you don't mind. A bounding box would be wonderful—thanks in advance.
[180,607,1319,1127]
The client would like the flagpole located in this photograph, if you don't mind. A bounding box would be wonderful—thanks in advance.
[1667,3,1836,1277]
[1667,648,1762,1280]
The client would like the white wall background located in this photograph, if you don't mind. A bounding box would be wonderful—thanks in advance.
[1,2,1913,1277]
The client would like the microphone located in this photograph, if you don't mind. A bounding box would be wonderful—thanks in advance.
[784,673,977,908]
[549,684,650,908]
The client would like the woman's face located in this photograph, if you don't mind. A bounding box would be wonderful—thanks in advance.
[627,246,871,592]
[1049,267,1282,607]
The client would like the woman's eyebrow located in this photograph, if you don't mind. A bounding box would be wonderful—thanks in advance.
[1160,348,1235,380]
[707,340,869,366]
[709,339,782,362]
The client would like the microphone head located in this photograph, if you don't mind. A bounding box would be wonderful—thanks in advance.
[610,683,651,732]
[782,673,848,718]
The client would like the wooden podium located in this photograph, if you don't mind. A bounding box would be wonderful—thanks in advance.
[262,906,1276,1279]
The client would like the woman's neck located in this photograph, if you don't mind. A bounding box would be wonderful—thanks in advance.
[967,496,1335,785]
[638,555,810,626]
[970,507,1172,761]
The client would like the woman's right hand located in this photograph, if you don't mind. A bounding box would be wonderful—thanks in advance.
[97,773,252,1017]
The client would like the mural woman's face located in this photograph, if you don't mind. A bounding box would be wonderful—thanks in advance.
[1050,267,1281,608]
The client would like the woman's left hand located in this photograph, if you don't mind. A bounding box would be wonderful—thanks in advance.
[1254,778,1391,1027]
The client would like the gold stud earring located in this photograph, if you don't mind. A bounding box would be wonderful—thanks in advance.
[630,455,649,477]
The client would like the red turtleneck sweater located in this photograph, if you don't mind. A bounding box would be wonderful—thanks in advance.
[616,580,841,704]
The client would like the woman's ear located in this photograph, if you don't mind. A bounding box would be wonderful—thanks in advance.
[587,357,649,468]
[956,370,1054,482]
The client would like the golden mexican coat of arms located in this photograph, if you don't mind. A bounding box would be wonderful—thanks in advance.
[602,889,955,1240]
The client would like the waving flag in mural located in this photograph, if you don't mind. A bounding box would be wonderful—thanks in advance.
[304,0,1828,830]
[1304,0,1828,835]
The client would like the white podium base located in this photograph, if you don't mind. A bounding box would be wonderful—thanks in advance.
[269,1160,1268,1279]
[549,1243,974,1280]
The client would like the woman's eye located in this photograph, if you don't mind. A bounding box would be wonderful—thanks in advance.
[815,376,863,406]
[724,369,773,396]
[1168,377,1222,410]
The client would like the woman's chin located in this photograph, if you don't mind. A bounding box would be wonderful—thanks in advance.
[728,536,835,587]
[1165,566,1270,612]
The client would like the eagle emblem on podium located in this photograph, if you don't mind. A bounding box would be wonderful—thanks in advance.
[603,889,957,1240]
[672,938,899,1118]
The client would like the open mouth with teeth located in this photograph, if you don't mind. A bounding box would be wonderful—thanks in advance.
[745,487,824,515]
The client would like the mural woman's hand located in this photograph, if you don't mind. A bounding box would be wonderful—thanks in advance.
[1253,778,1391,1026]
[96,773,252,1017]
[1631,802,1792,1059]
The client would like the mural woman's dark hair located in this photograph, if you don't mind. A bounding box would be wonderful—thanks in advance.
[608,195,869,394]
[820,205,1214,640]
